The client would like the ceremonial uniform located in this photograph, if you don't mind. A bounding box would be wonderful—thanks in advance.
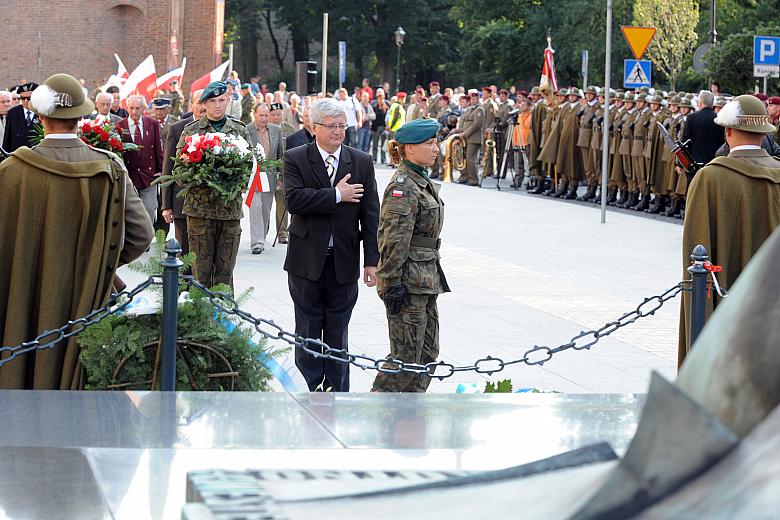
[169,88,183,118]
[555,94,581,198]
[459,97,485,185]
[373,119,450,392]
[679,95,780,366]
[630,96,652,210]
[480,93,498,178]
[618,99,638,207]
[495,93,514,179]
[528,92,549,192]
[240,85,256,125]
[576,86,599,200]
[176,82,251,288]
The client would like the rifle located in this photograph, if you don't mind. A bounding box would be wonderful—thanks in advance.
[656,122,703,176]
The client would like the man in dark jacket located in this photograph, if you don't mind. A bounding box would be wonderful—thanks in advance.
[2,83,40,153]
[681,90,724,185]
[285,104,315,150]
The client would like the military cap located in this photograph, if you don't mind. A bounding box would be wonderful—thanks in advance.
[569,88,583,98]
[269,102,283,111]
[396,91,407,99]
[715,94,776,133]
[429,81,440,87]
[669,96,681,106]
[29,73,93,119]
[440,95,450,103]
[519,90,528,97]
[637,86,650,94]
[648,94,663,104]
[584,85,599,95]
[499,88,509,95]
[714,96,728,108]
[16,82,38,94]
[613,92,624,101]
[469,91,480,98]
[668,91,677,98]
[754,93,769,102]
[530,86,541,95]
[394,118,441,144]
[635,93,648,102]
[558,88,569,96]
[152,97,171,108]
[241,83,251,90]
[768,96,780,106]
[199,81,228,102]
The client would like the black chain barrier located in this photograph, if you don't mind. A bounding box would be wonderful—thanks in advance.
[0,277,155,369]
[187,278,684,380]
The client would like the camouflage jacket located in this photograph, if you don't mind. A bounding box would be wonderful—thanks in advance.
[376,161,450,296]
[176,115,250,220]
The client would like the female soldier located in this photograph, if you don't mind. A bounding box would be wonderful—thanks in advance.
[372,118,450,392]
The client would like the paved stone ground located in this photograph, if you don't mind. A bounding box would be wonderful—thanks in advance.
[120,165,685,393]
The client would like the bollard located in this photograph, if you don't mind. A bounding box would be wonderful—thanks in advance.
[160,238,184,391]
[687,244,709,348]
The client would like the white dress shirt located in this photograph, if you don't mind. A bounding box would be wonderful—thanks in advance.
[316,141,344,247]
[129,118,144,143]
[730,145,762,152]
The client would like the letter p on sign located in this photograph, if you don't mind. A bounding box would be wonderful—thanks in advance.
[761,40,776,62]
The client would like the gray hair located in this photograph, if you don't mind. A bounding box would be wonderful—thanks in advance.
[0,90,11,101]
[95,92,113,104]
[309,98,346,124]
[126,94,147,107]
[698,90,714,108]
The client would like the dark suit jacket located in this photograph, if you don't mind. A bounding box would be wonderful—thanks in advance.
[117,115,164,190]
[681,107,724,165]
[161,115,194,217]
[285,128,315,150]
[283,142,379,285]
[2,105,39,153]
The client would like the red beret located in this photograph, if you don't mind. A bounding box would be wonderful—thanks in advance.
[440,95,450,102]
[519,90,529,96]
[396,91,407,98]
[481,86,491,92]
[754,93,769,101]
[768,96,780,105]
[499,89,509,95]
[429,81,439,87]
[470,91,480,97]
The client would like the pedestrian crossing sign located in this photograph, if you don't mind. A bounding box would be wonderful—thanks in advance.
[624,59,651,88]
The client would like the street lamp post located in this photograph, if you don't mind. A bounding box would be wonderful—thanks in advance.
[395,26,406,93]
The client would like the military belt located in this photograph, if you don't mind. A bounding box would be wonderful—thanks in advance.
[410,236,441,249]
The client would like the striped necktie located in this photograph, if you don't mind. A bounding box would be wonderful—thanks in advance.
[325,154,336,185]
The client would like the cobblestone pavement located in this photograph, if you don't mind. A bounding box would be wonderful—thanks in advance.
[121,165,684,393]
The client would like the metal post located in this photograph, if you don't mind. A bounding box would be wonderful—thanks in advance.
[321,13,329,95]
[709,0,717,44]
[600,0,613,224]
[228,44,234,80]
[160,238,183,391]
[395,44,402,93]
[582,50,589,90]
[687,244,709,348]
[763,76,768,95]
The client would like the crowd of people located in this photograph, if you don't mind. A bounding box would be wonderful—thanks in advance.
[1,68,779,392]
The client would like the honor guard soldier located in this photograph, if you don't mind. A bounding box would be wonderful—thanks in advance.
[240,83,256,125]
[554,88,582,199]
[527,86,549,193]
[576,86,600,200]
[618,93,639,208]
[645,94,668,213]
[454,92,484,186]
[373,118,450,392]
[176,81,250,288]
[630,93,652,210]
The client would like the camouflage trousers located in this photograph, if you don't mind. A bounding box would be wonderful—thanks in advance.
[372,294,439,393]
[187,217,241,289]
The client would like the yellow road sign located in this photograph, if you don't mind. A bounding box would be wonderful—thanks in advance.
[621,26,657,60]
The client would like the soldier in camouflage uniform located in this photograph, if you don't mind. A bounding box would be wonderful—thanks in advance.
[373,118,450,393]
[176,81,251,288]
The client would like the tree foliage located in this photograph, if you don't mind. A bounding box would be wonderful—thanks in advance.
[633,0,699,89]
[705,23,780,95]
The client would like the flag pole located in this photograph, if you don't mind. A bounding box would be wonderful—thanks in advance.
[600,0,613,224]
[322,13,329,95]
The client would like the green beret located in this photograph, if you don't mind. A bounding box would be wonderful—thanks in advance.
[241,83,251,89]
[200,81,228,102]
[394,118,440,144]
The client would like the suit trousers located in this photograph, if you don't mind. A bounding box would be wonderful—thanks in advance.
[274,189,289,239]
[138,186,158,225]
[464,142,481,182]
[248,191,274,250]
[173,217,189,256]
[187,217,241,289]
[289,255,358,391]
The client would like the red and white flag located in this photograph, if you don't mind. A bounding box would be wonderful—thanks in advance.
[114,53,129,82]
[190,60,229,95]
[245,157,271,208]
[120,55,158,102]
[157,57,186,89]
[540,37,558,93]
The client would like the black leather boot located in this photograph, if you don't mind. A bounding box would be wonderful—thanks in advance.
[647,195,667,214]
[665,197,681,217]
[563,182,578,200]
[577,185,595,201]
[633,192,650,211]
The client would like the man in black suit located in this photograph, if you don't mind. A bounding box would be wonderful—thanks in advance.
[285,104,315,150]
[2,83,40,153]
[283,98,380,392]
[681,90,724,185]
[161,89,206,255]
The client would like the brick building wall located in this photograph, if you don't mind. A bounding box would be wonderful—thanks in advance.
[0,0,224,97]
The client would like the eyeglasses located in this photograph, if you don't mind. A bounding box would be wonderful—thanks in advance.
[20,96,31,101]
[316,123,347,131]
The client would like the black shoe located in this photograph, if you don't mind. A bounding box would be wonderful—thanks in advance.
[252,247,263,255]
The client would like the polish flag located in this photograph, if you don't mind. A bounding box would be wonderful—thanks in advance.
[157,57,187,89]
[190,60,229,96]
[114,53,129,82]
[120,55,158,102]
[245,157,271,208]
[539,36,558,94]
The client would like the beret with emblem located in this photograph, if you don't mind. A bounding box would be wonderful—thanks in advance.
[270,102,283,111]
[394,118,440,144]
[715,94,777,133]
[199,81,228,102]
[152,97,171,108]
[16,82,39,94]
[29,74,93,119]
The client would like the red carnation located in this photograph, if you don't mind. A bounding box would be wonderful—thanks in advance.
[109,138,119,148]
[100,131,109,142]
[189,149,203,163]
[117,142,124,151]
[82,123,92,133]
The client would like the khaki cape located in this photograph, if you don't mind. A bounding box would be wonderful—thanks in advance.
[678,148,780,367]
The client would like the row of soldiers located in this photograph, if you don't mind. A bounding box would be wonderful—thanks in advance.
[529,86,705,218]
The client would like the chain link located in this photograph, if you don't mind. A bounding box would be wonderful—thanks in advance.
[188,278,684,380]
[0,278,156,368]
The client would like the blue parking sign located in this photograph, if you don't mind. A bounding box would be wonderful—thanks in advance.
[754,36,780,77]
[624,59,651,89]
